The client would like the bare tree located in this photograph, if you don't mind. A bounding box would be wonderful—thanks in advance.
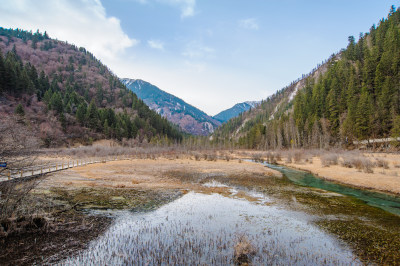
[0,115,40,222]
[0,116,39,178]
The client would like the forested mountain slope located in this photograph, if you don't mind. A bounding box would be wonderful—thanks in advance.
[212,51,331,146]
[122,78,221,136]
[213,6,400,150]
[0,27,182,146]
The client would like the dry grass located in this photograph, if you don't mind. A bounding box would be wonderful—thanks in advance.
[267,148,400,195]
[37,157,281,192]
[234,235,256,265]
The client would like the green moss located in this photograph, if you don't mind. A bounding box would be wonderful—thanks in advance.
[49,187,181,211]
[317,219,400,265]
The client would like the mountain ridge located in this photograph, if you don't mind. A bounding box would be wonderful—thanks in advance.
[121,78,221,136]
[213,101,260,123]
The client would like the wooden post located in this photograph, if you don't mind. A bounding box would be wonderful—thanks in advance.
[20,170,23,178]
[56,164,58,171]
[41,167,43,174]
[32,169,34,175]
[62,162,64,169]
[8,170,11,180]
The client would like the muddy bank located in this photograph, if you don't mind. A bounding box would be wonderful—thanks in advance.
[0,179,182,264]
[0,212,111,266]
[0,187,181,265]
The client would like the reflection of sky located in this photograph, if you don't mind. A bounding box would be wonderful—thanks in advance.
[63,192,360,265]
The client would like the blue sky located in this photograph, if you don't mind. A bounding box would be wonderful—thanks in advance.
[0,0,398,115]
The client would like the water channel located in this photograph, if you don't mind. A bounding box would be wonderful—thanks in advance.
[265,163,400,216]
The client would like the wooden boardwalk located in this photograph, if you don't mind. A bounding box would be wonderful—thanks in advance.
[0,156,129,183]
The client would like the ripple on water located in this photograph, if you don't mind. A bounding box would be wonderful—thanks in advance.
[60,192,360,265]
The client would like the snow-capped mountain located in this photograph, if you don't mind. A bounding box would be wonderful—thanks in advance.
[213,101,260,123]
[121,78,221,136]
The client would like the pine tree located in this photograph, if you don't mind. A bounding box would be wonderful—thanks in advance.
[15,103,25,116]
[76,103,87,126]
[86,100,99,130]
[391,115,400,138]
[356,87,372,139]
[59,112,67,132]
[50,92,63,114]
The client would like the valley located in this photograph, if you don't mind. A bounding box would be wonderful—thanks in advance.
[1,147,400,265]
[1,2,400,266]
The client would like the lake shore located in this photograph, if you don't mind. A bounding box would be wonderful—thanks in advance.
[233,150,400,196]
[279,153,400,196]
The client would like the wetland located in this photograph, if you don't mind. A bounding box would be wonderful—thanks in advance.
[1,156,400,265]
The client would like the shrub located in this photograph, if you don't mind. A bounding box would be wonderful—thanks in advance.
[252,154,263,163]
[351,157,374,173]
[207,154,217,161]
[340,157,354,168]
[266,152,276,163]
[285,153,292,163]
[375,159,389,169]
[293,152,303,163]
[321,154,338,167]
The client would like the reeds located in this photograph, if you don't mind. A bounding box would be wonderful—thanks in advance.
[61,193,359,266]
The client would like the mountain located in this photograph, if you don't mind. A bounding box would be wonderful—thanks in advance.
[121,78,221,136]
[213,101,260,123]
[212,6,400,149]
[212,60,330,145]
[0,27,182,146]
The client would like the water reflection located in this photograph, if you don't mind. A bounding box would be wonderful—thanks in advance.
[61,192,359,265]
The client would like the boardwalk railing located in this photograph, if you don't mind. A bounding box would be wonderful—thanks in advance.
[0,155,131,182]
[353,137,400,145]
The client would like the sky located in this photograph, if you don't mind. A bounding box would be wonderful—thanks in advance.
[0,0,398,115]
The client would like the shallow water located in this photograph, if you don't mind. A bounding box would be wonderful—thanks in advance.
[61,191,360,265]
[265,163,400,216]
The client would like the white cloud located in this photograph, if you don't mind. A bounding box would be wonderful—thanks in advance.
[137,0,196,18]
[239,18,259,30]
[0,0,138,60]
[182,41,215,59]
[159,0,196,18]
[147,40,165,50]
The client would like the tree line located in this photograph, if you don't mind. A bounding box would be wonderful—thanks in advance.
[214,6,400,149]
[0,28,182,144]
